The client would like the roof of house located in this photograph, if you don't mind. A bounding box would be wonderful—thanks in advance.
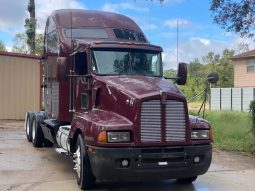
[0,51,40,60]
[231,49,255,60]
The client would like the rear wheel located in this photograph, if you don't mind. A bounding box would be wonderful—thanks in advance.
[74,134,95,189]
[31,114,44,147]
[25,112,33,142]
[177,176,197,184]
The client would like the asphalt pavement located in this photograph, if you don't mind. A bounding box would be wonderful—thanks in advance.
[0,121,255,191]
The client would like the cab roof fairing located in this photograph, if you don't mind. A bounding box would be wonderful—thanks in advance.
[48,9,149,50]
[52,9,143,31]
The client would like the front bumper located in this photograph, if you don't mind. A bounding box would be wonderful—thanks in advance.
[88,144,212,181]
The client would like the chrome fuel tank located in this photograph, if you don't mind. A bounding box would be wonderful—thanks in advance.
[56,125,70,151]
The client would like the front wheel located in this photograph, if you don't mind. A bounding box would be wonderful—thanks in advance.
[177,176,197,184]
[74,135,96,189]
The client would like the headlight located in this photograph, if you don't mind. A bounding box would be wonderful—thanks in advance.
[191,130,209,140]
[107,132,131,143]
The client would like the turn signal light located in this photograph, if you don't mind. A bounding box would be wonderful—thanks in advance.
[209,128,213,143]
[98,131,107,143]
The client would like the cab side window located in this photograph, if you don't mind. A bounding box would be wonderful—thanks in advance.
[47,18,58,54]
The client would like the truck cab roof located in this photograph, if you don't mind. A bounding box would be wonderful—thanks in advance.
[50,9,151,46]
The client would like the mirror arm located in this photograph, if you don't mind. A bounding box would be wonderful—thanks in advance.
[164,77,180,80]
[164,77,181,84]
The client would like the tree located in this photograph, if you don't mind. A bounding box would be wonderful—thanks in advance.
[12,33,29,53]
[34,33,44,55]
[202,49,235,88]
[25,0,36,53]
[12,32,44,55]
[249,100,255,151]
[0,41,6,51]
[210,0,255,38]
[163,68,176,78]
[237,41,250,53]
[182,59,207,100]
[179,49,235,101]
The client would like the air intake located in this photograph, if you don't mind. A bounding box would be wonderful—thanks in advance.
[140,100,161,142]
[140,100,186,143]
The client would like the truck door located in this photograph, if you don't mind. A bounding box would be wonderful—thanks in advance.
[73,52,91,112]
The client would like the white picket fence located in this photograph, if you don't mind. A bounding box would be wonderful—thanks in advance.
[210,88,255,112]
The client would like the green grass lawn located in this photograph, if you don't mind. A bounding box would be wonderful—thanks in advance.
[198,110,254,153]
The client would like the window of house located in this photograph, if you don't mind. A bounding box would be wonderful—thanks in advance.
[247,59,255,73]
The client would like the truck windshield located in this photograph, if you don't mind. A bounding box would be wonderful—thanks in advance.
[92,50,162,76]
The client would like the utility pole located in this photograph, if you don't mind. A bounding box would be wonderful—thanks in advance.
[25,0,36,54]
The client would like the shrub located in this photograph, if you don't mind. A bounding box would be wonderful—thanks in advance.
[249,100,255,151]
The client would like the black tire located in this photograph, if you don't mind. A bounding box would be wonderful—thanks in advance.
[44,139,54,147]
[25,112,33,142]
[31,113,44,147]
[75,134,96,189]
[177,176,198,184]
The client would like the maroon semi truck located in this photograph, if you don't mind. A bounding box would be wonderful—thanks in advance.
[25,9,213,189]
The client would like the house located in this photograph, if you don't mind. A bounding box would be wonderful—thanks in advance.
[210,50,255,112]
[231,50,255,88]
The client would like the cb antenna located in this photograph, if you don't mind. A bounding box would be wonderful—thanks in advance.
[177,19,179,67]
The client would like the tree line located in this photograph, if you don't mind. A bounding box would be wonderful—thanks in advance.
[164,49,235,100]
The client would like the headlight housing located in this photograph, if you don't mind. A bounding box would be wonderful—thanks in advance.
[191,130,209,140]
[107,131,131,143]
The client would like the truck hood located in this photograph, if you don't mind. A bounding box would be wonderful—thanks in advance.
[95,75,184,99]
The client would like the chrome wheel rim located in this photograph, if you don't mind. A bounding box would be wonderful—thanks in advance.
[26,117,30,136]
[74,146,81,178]
[32,120,36,142]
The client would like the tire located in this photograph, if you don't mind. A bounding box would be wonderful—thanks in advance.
[44,139,54,147]
[74,134,96,189]
[25,112,34,142]
[31,113,44,147]
[177,176,198,184]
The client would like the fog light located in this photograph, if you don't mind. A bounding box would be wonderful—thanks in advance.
[121,159,129,167]
[194,156,200,163]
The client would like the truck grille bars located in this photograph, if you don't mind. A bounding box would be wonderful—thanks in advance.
[140,100,186,143]
[141,100,162,142]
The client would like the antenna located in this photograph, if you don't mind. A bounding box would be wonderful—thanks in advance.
[177,19,179,67]
[149,5,151,42]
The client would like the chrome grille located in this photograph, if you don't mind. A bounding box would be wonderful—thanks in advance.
[166,100,186,141]
[140,100,161,142]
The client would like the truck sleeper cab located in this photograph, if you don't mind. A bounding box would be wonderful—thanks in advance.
[24,9,213,189]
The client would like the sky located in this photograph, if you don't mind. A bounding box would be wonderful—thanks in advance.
[0,0,254,69]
